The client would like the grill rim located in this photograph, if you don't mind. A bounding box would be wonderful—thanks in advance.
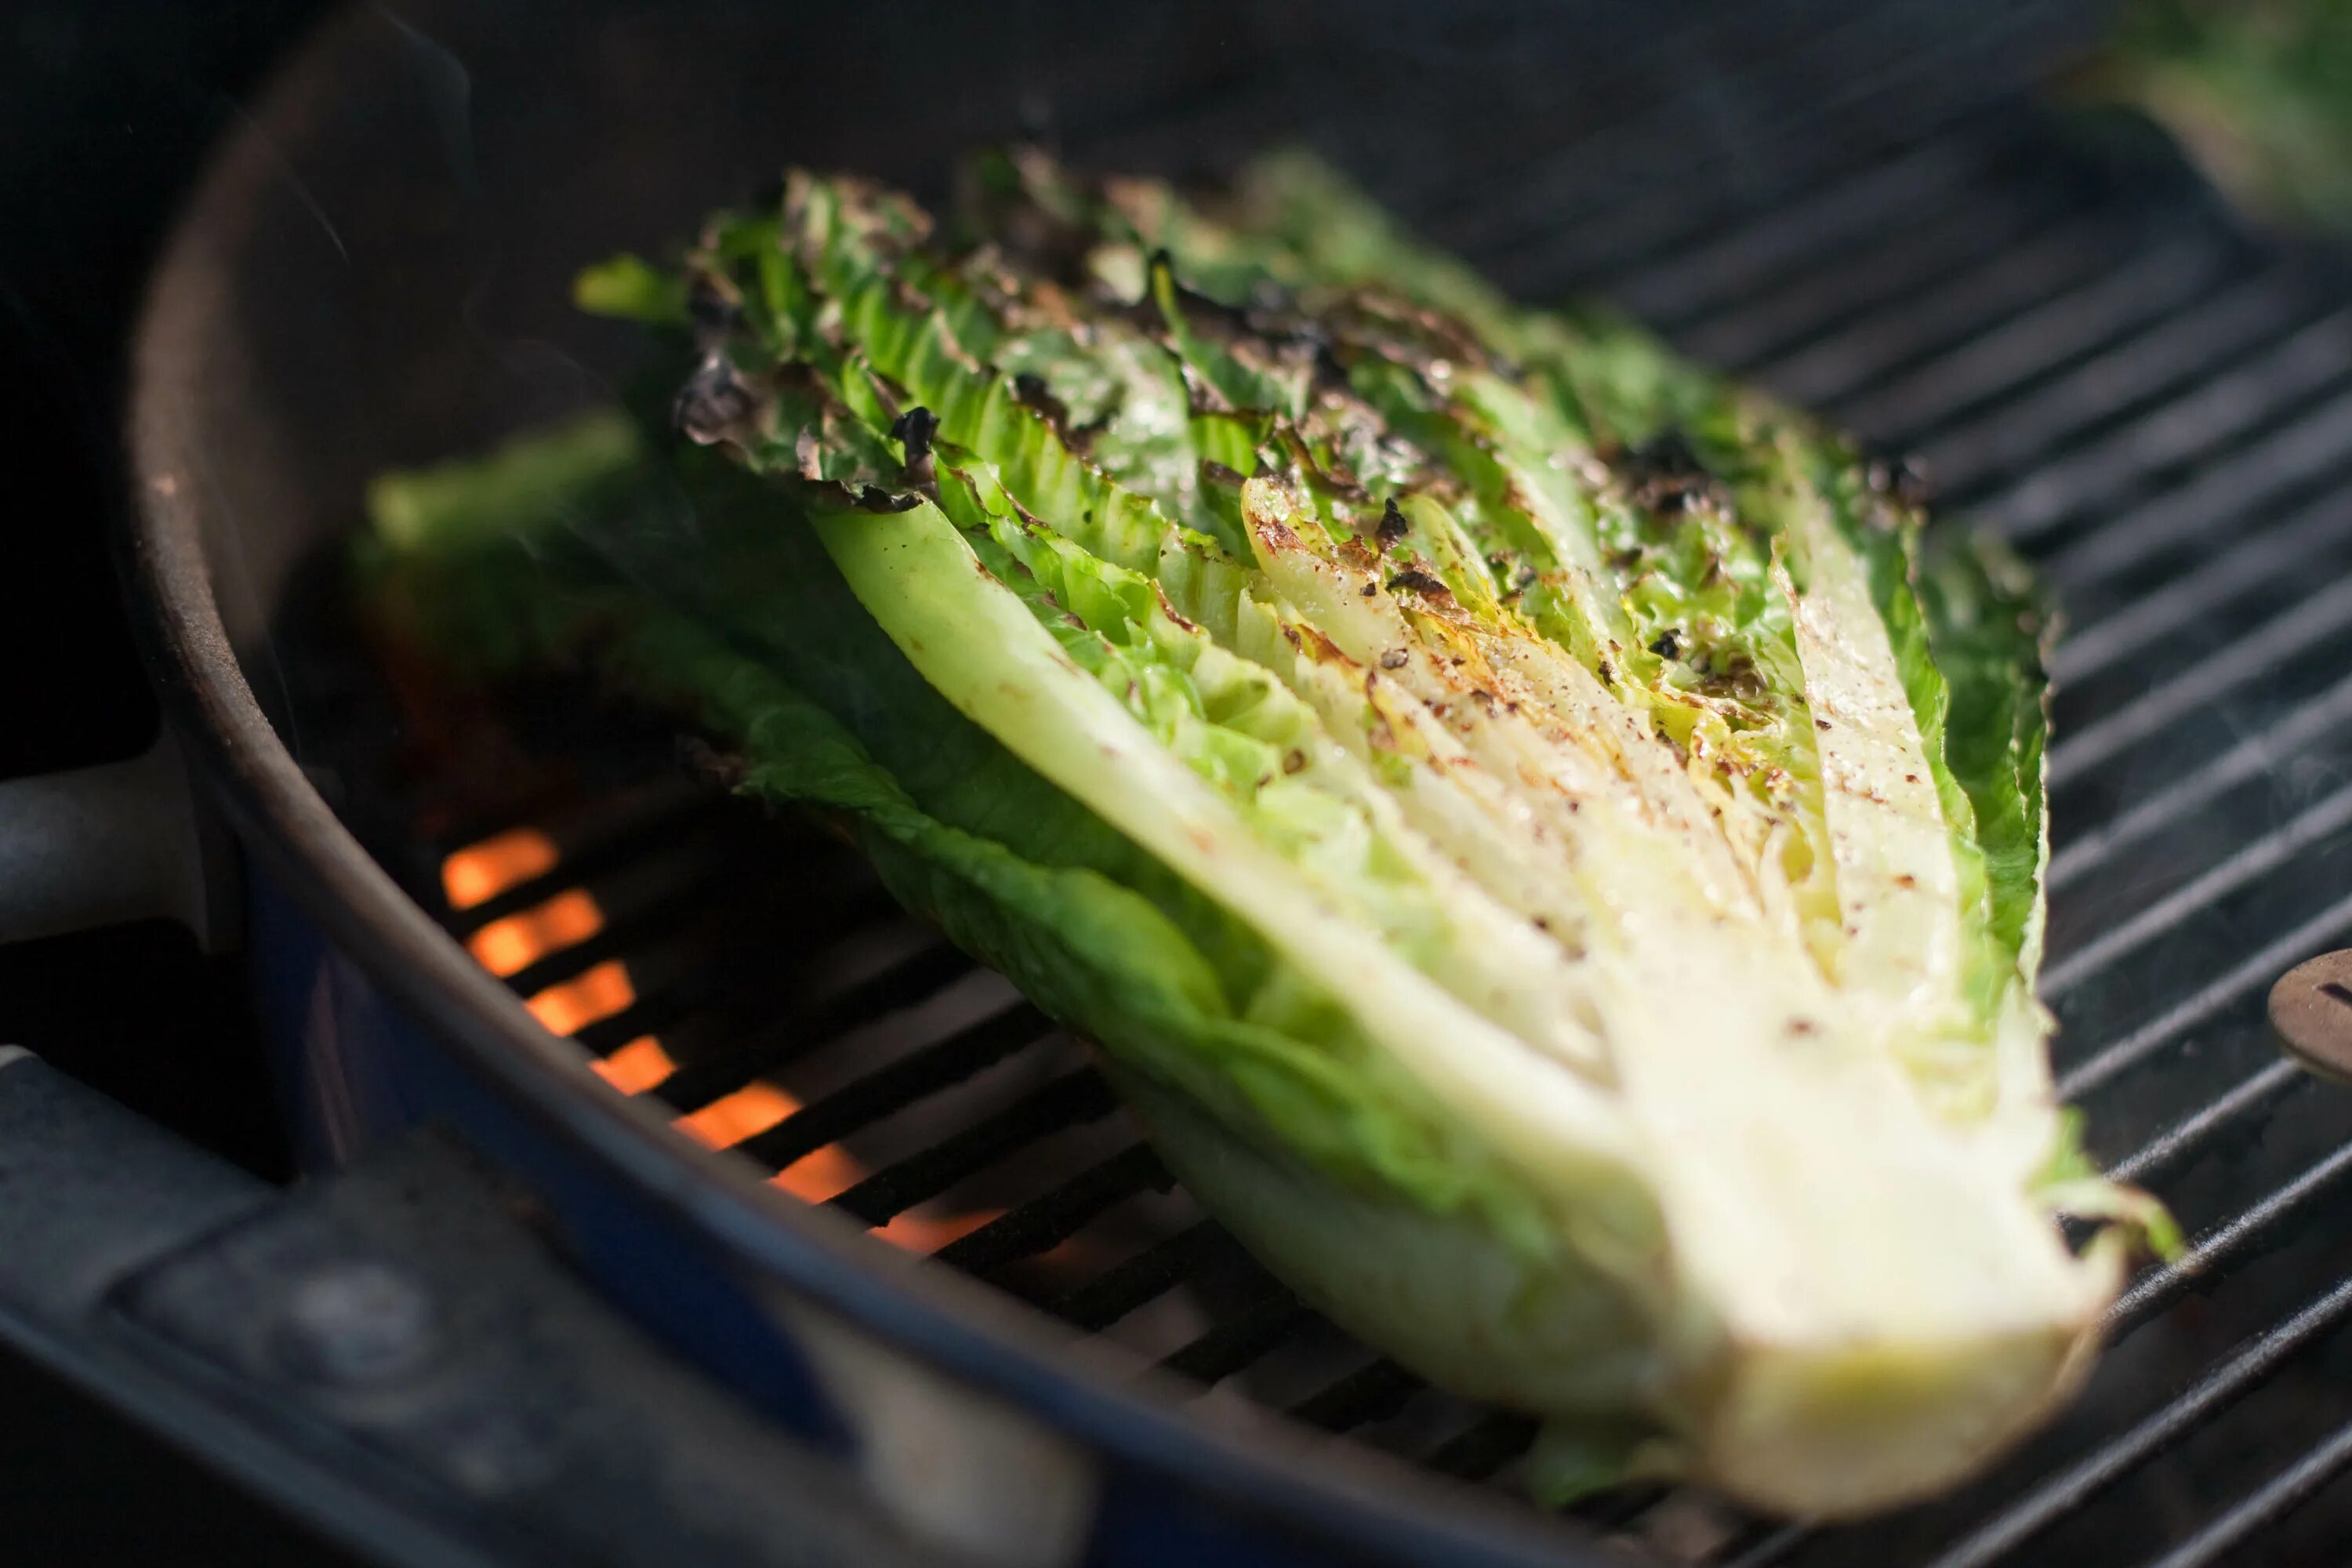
[112,6,1642,1566]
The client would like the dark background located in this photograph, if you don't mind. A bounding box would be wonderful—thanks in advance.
[2,4,349,1561]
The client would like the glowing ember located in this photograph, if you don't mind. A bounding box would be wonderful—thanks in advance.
[466,889,602,978]
[674,1080,797,1151]
[678,1082,864,1202]
[771,1136,866,1207]
[441,827,559,909]
[444,833,1003,1255]
[526,959,636,1036]
[590,1036,677,1095]
[873,1208,1000,1250]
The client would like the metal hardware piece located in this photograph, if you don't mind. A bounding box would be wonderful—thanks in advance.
[2270,950,2352,1084]
[0,731,238,951]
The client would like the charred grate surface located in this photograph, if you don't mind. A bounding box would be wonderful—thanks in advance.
[305,2,2352,1563]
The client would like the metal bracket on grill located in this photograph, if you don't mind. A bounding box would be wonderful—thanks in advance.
[2270,951,2352,1084]
[0,1051,983,1568]
[0,728,240,952]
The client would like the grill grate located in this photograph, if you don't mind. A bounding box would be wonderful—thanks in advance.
[341,5,2352,1562]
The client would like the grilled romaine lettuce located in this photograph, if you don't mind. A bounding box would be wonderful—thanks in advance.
[366,151,2169,1518]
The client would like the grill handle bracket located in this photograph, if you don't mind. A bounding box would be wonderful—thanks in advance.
[0,726,238,951]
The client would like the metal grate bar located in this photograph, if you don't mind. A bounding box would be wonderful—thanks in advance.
[1421,0,1986,242]
[2047,574,2352,789]
[737,1002,1057,1170]
[1682,188,2075,371]
[1923,278,2311,503]
[2050,670,2352,892]
[1632,0,2075,227]
[573,996,691,1057]
[1761,216,2124,405]
[1838,240,2236,445]
[2138,1414,2352,1568]
[1610,134,2011,326]
[651,937,975,1114]
[1541,96,2016,296]
[1287,1359,1425,1434]
[2060,888,2352,1100]
[1427,1413,1542,1483]
[1577,1484,1677,1532]
[826,1069,1118,1226]
[2103,1061,2305,1192]
[1991,314,2352,543]
[1051,1221,1248,1333]
[568,882,909,1057]
[1723,1520,1809,1568]
[2048,389,2352,588]
[561,882,916,1055]
[1390,0,1852,219]
[2106,1118,2352,1338]
[497,867,772,1000]
[1918,1275,2352,1568]
[422,769,711,856]
[1159,1291,1317,1385]
[2044,782,2352,997]
[2052,492,2352,682]
[443,796,736,935]
[931,1143,1174,1276]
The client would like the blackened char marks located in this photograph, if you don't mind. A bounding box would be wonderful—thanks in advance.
[1011,372,1093,455]
[674,356,763,446]
[890,406,939,487]
[854,485,922,514]
[1614,426,1724,515]
[1388,567,1450,597]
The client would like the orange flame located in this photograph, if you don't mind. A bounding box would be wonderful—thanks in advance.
[527,959,637,1036]
[873,1207,1000,1251]
[467,889,602,978]
[674,1081,1004,1243]
[590,1036,677,1095]
[677,1083,861,1198]
[442,827,559,909]
[444,835,1000,1254]
[676,1080,799,1152]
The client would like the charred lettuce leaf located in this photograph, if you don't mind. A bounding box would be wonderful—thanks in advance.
[368,151,2168,1519]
